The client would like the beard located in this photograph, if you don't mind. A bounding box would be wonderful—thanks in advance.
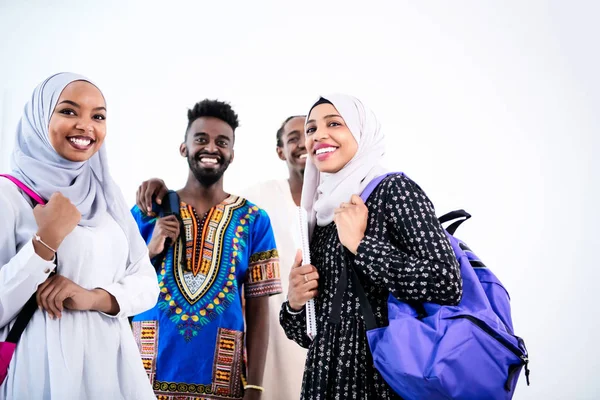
[188,152,232,187]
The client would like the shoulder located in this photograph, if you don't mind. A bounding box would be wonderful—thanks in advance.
[237,196,269,218]
[233,196,274,231]
[0,178,32,216]
[372,173,427,199]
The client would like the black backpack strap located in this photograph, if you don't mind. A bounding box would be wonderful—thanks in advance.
[438,209,471,235]
[5,295,38,343]
[6,190,56,344]
[329,242,377,331]
[348,261,377,331]
[151,191,183,272]
[6,256,57,343]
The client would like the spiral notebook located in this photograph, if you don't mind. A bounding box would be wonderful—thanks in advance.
[297,207,317,340]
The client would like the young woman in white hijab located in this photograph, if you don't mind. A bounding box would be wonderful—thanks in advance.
[0,73,159,399]
[280,94,463,399]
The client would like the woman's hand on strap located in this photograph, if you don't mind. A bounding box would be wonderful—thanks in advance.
[334,194,368,255]
[32,192,81,260]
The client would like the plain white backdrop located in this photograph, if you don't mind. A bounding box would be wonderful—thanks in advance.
[1,1,598,398]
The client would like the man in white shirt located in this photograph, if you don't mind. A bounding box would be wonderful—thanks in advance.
[238,115,308,400]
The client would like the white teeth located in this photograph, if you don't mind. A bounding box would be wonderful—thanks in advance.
[69,138,92,146]
[315,147,337,155]
[200,158,218,164]
[299,154,308,159]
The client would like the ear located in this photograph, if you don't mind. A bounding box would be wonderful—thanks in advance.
[180,142,187,157]
[276,146,286,161]
[230,149,235,165]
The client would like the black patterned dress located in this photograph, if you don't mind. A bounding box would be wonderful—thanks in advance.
[280,174,463,399]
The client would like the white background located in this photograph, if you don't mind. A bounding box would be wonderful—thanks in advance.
[1,1,598,398]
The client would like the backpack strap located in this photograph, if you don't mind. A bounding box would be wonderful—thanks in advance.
[438,210,471,235]
[0,174,53,344]
[151,190,182,272]
[0,175,46,206]
[5,294,41,343]
[360,172,405,202]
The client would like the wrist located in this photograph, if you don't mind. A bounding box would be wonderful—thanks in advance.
[244,384,264,392]
[89,289,103,311]
[286,300,304,313]
[347,234,364,255]
[32,239,56,262]
[36,228,62,251]
[90,288,119,314]
[148,242,160,259]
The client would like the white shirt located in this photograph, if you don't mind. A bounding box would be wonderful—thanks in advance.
[240,179,307,400]
[0,178,159,400]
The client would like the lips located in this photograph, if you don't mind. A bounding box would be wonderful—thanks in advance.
[313,142,339,154]
[67,135,95,150]
[314,146,337,156]
[312,142,339,162]
[196,154,221,167]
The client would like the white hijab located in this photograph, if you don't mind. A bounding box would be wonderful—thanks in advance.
[10,72,147,266]
[301,94,387,236]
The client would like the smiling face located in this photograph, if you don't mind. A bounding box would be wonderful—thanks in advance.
[48,80,106,162]
[305,103,358,173]
[277,116,307,174]
[180,116,235,187]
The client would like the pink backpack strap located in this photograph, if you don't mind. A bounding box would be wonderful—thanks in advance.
[0,174,46,205]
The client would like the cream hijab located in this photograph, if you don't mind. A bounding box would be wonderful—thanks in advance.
[301,94,387,236]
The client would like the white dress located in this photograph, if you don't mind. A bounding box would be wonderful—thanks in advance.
[0,178,159,400]
[239,179,307,400]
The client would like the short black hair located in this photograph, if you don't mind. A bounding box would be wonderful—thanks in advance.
[276,115,305,147]
[186,99,240,138]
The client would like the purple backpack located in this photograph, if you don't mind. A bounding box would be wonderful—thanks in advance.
[0,175,49,385]
[353,173,530,400]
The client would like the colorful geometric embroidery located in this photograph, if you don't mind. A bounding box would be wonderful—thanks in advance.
[132,320,159,383]
[211,328,244,398]
[156,197,251,341]
[153,380,237,399]
[245,249,282,298]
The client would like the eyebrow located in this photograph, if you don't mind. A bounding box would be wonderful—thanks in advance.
[194,132,232,141]
[57,100,106,112]
[306,114,342,125]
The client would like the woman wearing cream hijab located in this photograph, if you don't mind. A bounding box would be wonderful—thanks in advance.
[280,94,463,399]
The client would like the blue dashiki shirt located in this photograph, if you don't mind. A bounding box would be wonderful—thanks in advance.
[131,195,282,400]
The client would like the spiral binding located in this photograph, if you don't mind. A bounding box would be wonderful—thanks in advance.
[297,207,317,340]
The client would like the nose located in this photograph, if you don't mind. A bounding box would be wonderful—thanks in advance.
[205,140,218,153]
[298,134,307,149]
[75,118,94,134]
[313,127,329,142]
